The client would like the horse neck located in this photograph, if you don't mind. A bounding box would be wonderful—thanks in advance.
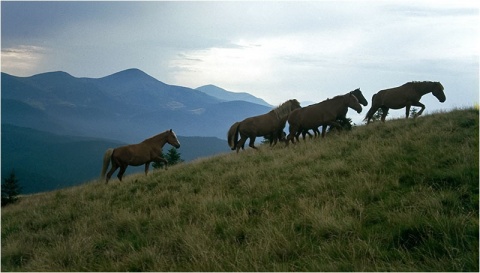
[144,132,168,147]
[324,95,349,112]
[273,101,295,120]
[411,82,435,96]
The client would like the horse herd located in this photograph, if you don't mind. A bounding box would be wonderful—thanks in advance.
[228,81,445,152]
[101,81,445,183]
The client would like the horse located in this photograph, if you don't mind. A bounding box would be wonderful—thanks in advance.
[300,88,368,139]
[364,81,445,124]
[228,99,301,152]
[286,93,362,145]
[100,129,181,183]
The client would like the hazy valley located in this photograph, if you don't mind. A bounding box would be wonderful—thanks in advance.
[2,69,272,193]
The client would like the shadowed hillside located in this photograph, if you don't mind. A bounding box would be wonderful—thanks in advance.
[1,124,229,194]
[1,108,478,271]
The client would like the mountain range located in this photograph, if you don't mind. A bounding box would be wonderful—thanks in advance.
[2,69,272,141]
[196,84,272,107]
[1,68,275,193]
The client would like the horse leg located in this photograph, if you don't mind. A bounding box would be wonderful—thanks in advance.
[322,122,340,138]
[106,163,119,184]
[405,104,411,119]
[279,132,286,144]
[412,101,426,117]
[381,107,389,122]
[249,136,258,149]
[236,136,248,153]
[117,165,127,181]
[144,163,150,175]
[271,132,280,147]
[301,130,307,141]
[365,105,380,124]
[295,131,301,142]
[155,157,169,170]
[269,133,278,147]
[286,124,300,146]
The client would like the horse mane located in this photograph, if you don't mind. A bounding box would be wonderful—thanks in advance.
[325,93,349,102]
[142,130,169,143]
[406,81,442,89]
[320,93,359,108]
[273,99,300,120]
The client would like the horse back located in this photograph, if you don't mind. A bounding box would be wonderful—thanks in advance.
[240,111,281,136]
[293,103,338,129]
[375,84,421,109]
[113,142,160,166]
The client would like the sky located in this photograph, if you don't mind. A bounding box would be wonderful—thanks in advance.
[1,1,479,122]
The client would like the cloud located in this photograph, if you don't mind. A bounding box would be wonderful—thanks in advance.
[1,1,477,109]
[1,45,47,76]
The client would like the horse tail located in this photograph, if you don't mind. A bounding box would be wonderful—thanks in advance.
[227,122,240,150]
[364,94,378,121]
[100,148,114,179]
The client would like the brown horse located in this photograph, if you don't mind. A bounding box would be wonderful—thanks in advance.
[228,99,301,152]
[101,129,180,183]
[287,93,362,145]
[301,88,368,139]
[364,81,445,124]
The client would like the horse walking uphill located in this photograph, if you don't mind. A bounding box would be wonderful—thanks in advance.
[228,99,301,152]
[302,88,368,139]
[365,81,446,124]
[287,93,362,145]
[101,129,181,183]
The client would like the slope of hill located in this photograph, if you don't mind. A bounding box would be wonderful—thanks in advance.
[196,84,272,107]
[1,124,228,194]
[1,109,478,271]
[1,69,273,141]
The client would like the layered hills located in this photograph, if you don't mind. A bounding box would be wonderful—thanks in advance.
[1,69,272,193]
[2,69,271,141]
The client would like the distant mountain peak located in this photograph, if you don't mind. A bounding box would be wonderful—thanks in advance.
[30,71,75,79]
[97,68,169,90]
[196,85,272,107]
[201,84,221,89]
[101,68,154,80]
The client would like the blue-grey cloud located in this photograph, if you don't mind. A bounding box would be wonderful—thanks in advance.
[1,1,478,113]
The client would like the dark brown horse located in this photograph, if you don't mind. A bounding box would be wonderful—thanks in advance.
[101,129,181,183]
[287,93,362,145]
[228,99,301,152]
[301,88,368,139]
[365,81,445,124]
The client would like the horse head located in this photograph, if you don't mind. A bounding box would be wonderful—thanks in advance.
[167,129,181,148]
[432,82,446,103]
[289,99,302,111]
[348,93,363,113]
[274,99,302,120]
[351,88,368,106]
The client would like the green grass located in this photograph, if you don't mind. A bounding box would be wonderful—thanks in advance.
[2,108,478,271]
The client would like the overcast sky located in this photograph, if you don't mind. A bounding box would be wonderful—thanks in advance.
[1,1,478,121]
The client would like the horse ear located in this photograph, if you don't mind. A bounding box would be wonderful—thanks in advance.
[169,129,173,133]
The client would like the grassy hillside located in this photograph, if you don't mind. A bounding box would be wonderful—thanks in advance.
[1,108,478,271]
